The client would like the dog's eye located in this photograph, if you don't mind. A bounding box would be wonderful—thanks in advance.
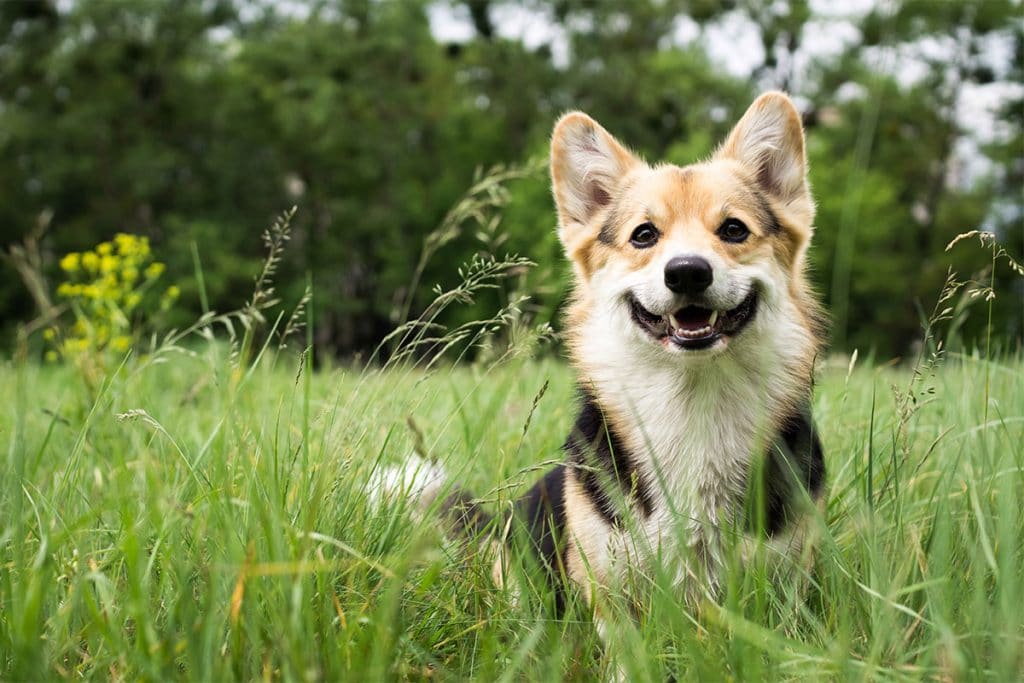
[629,222,659,248]
[718,218,750,243]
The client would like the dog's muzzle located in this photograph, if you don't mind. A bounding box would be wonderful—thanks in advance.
[628,289,759,350]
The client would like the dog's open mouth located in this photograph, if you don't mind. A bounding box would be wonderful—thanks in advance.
[628,289,759,350]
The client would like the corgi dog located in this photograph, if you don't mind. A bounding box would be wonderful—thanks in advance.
[377,91,825,620]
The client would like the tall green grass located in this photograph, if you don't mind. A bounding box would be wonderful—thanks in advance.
[4,177,1022,679]
[2,340,1021,680]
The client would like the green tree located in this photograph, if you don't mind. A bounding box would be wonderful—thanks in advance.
[2,0,1019,358]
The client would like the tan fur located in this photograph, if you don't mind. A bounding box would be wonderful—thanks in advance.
[562,468,608,599]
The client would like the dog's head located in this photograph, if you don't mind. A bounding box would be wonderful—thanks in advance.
[551,92,822,370]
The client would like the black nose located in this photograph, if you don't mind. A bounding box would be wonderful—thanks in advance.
[664,256,713,294]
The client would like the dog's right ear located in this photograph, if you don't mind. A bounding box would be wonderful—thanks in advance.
[550,113,640,242]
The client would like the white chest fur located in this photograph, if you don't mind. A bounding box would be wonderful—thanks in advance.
[573,292,814,588]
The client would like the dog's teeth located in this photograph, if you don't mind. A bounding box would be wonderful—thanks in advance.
[668,313,680,330]
[709,310,719,327]
[677,325,714,338]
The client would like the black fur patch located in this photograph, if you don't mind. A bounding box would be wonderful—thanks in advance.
[754,194,784,235]
[565,390,654,527]
[512,465,569,610]
[745,405,825,536]
[598,210,621,245]
[494,391,655,612]
[436,468,570,611]
[596,180,637,245]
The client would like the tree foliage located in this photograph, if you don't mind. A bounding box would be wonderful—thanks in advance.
[1,0,1020,358]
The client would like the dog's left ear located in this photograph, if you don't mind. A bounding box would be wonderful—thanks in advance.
[717,92,811,213]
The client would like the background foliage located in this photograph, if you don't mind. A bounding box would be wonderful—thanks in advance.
[1,0,1021,358]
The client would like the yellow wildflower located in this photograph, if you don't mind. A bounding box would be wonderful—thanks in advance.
[45,351,58,363]
[60,253,81,272]
[82,252,99,272]
[100,255,117,274]
[144,262,165,279]
[50,234,178,363]
[114,233,134,251]
[63,338,89,354]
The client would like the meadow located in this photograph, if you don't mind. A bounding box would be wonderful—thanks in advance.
[2,338,1022,681]
[3,3,1021,680]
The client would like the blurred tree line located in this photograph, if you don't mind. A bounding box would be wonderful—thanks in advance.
[2,0,1021,358]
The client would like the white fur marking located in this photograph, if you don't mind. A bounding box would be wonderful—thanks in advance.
[367,454,449,512]
[574,253,815,594]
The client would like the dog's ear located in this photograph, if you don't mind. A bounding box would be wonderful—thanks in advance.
[717,92,810,211]
[550,112,641,237]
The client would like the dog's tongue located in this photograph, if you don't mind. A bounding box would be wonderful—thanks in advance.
[672,305,714,332]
